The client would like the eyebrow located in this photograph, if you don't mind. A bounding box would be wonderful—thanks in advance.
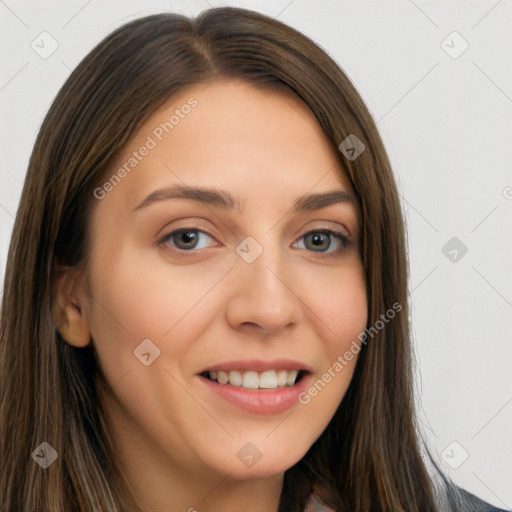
[132,184,356,214]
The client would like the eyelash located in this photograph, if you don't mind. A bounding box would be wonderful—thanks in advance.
[156,226,350,259]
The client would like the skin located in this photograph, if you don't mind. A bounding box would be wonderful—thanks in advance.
[53,79,368,512]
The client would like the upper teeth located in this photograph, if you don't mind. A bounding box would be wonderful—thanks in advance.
[209,370,299,389]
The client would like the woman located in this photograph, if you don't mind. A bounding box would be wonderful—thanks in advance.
[0,7,508,512]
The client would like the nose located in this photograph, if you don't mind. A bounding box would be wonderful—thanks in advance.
[224,239,304,336]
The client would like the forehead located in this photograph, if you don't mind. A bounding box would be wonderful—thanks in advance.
[104,79,353,209]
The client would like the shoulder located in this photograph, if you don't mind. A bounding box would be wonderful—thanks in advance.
[455,486,510,512]
[304,491,335,512]
[304,486,511,512]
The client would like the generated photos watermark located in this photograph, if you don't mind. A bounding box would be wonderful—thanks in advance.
[298,301,402,405]
[93,97,198,200]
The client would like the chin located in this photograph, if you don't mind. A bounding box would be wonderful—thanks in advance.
[201,441,310,481]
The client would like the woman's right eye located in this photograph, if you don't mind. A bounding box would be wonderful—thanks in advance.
[158,228,217,252]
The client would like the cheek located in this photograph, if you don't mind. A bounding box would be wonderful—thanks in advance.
[85,248,231,381]
[290,260,367,423]
[306,259,368,350]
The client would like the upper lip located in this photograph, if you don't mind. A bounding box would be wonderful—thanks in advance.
[198,359,313,374]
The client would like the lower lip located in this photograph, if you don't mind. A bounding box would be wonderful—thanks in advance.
[198,373,312,415]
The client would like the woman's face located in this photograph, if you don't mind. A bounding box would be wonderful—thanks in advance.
[81,80,367,483]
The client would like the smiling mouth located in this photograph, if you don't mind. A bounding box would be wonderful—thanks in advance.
[199,369,309,390]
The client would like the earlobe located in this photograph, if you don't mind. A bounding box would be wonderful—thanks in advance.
[51,268,91,348]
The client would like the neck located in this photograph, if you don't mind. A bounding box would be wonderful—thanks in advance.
[130,468,283,512]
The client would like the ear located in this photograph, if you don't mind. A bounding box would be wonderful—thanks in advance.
[51,266,91,348]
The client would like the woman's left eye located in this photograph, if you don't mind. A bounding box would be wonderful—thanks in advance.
[294,229,350,255]
[158,228,216,251]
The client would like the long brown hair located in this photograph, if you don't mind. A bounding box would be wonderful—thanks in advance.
[0,7,476,511]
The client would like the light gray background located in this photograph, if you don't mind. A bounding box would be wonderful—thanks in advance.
[1,0,511,508]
